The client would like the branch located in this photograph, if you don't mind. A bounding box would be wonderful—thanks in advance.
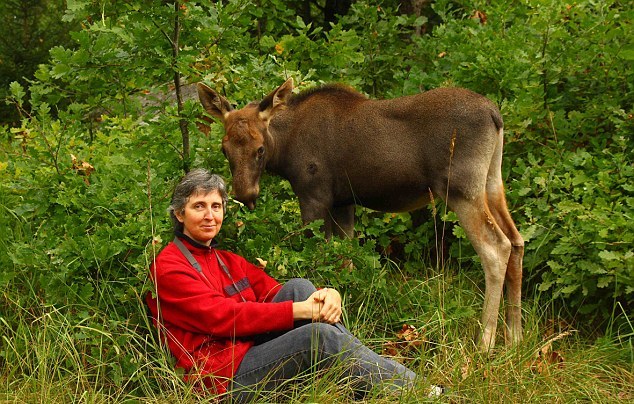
[171,1,190,172]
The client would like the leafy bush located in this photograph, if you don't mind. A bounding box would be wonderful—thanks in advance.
[511,134,634,316]
[1,0,633,398]
[398,0,634,317]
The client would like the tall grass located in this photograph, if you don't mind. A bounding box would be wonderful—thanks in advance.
[2,260,632,403]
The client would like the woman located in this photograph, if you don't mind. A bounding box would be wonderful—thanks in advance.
[146,169,426,401]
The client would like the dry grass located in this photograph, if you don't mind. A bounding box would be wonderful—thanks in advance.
[2,265,632,403]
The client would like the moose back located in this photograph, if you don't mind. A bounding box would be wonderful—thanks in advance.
[198,78,524,350]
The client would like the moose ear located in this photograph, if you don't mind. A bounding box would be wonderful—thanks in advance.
[197,83,233,122]
[258,77,294,121]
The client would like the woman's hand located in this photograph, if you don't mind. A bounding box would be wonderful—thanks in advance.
[292,288,342,324]
[315,288,342,324]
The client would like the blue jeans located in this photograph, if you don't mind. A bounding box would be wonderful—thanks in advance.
[229,279,416,402]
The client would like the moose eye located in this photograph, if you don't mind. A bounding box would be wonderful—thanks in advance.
[257,146,265,157]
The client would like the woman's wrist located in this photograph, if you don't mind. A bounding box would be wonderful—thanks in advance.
[292,301,310,320]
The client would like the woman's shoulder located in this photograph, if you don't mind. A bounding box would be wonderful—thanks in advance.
[151,242,191,272]
[214,248,249,265]
[155,241,180,259]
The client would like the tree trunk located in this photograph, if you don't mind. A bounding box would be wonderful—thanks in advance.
[172,0,190,172]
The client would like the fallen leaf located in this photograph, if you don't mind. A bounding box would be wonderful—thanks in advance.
[530,330,572,374]
[461,357,472,380]
[255,258,267,268]
[382,324,426,363]
[70,153,95,184]
[396,324,422,345]
[471,10,488,24]
[383,342,399,357]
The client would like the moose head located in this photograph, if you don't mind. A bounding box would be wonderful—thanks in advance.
[197,79,294,210]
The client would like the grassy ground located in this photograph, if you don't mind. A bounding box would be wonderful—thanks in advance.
[2,265,632,403]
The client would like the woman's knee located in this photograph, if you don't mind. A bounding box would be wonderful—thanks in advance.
[300,323,356,357]
[286,278,316,292]
[275,278,316,302]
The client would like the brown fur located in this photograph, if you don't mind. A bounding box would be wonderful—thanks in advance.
[198,78,524,351]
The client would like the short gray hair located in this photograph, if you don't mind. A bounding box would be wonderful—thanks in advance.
[169,169,228,232]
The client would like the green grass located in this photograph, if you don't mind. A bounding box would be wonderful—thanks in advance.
[2,262,632,403]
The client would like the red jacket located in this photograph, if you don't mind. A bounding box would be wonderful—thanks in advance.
[146,236,294,394]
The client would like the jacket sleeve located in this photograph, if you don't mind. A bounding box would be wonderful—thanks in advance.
[152,248,294,338]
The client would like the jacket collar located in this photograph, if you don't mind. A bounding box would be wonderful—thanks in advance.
[174,230,219,250]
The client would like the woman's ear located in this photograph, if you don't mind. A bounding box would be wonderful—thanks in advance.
[174,209,185,223]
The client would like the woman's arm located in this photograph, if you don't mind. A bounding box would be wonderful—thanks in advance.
[292,288,342,324]
[152,250,294,337]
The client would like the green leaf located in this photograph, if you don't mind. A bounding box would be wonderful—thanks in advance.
[599,250,621,261]
[296,16,306,29]
[52,63,71,79]
[9,82,25,103]
[620,46,634,61]
[597,276,612,289]
[520,224,540,243]
[560,284,580,294]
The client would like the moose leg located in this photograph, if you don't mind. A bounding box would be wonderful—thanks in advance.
[298,196,334,238]
[450,197,512,351]
[329,205,355,239]
[486,188,524,344]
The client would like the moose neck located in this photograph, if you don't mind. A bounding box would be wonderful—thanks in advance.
[263,112,292,177]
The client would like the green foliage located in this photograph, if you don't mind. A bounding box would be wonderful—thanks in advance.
[0,0,74,124]
[511,134,634,316]
[397,0,634,317]
[1,0,633,400]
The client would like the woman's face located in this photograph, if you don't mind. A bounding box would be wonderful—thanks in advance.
[175,190,224,245]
